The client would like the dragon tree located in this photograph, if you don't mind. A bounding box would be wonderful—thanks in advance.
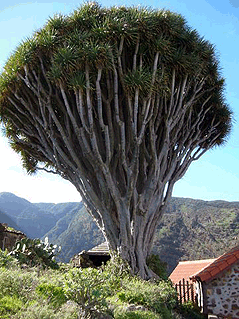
[0,3,232,278]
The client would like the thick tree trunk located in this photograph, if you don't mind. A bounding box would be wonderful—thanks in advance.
[100,203,168,279]
[79,182,170,279]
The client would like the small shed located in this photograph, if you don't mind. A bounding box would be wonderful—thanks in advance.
[72,242,110,268]
[0,223,25,251]
[190,245,239,319]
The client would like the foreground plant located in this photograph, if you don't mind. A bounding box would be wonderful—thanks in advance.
[0,3,232,278]
[0,256,203,319]
[63,267,112,318]
[9,237,60,269]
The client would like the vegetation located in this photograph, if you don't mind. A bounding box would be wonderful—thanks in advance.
[0,3,232,278]
[177,301,205,319]
[0,249,204,319]
[146,254,168,280]
[9,237,61,269]
[153,197,239,272]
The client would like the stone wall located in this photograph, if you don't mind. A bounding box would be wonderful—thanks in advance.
[204,260,239,319]
[0,223,25,251]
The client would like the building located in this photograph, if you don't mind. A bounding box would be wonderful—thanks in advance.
[170,258,216,285]
[170,258,215,304]
[0,223,25,251]
[190,245,239,319]
[72,241,110,267]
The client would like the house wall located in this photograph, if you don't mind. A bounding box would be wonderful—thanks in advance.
[204,260,239,319]
[0,223,25,251]
[195,281,204,311]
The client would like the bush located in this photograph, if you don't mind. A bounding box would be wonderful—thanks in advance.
[0,248,18,268]
[0,267,80,318]
[104,253,131,278]
[101,254,131,293]
[177,301,204,319]
[146,254,168,280]
[63,267,111,318]
[118,277,177,309]
[11,302,79,319]
[114,306,162,319]
[36,283,67,308]
[0,251,188,319]
[9,237,60,269]
[116,277,177,318]
[0,295,23,318]
[0,268,38,303]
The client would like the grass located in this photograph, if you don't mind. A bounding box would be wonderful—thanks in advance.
[0,249,204,319]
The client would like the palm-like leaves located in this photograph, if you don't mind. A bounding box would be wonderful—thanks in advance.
[0,2,232,279]
[0,2,232,171]
[124,69,152,95]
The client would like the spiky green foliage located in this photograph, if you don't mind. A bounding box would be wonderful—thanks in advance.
[9,237,60,269]
[0,2,232,278]
[0,3,231,165]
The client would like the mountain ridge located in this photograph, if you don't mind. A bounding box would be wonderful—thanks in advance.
[0,192,238,272]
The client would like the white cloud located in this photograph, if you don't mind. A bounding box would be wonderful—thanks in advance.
[0,136,81,203]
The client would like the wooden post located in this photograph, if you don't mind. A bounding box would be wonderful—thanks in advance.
[186,280,190,301]
[191,283,194,303]
[174,279,196,305]
[182,278,186,303]
[179,280,182,304]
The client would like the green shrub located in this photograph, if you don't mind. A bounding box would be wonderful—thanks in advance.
[114,307,162,319]
[63,267,111,318]
[0,249,18,268]
[101,254,131,293]
[36,283,67,308]
[11,302,80,319]
[56,302,79,319]
[0,268,38,303]
[0,250,194,319]
[177,301,204,319]
[117,277,177,318]
[9,237,60,269]
[0,295,23,318]
[103,254,131,278]
[12,303,57,319]
[146,254,168,280]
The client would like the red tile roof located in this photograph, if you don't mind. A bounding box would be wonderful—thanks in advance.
[169,259,215,285]
[190,245,239,283]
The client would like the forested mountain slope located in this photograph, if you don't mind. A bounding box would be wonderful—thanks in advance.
[43,203,104,262]
[0,193,56,238]
[153,197,239,271]
[0,192,238,272]
[0,209,21,231]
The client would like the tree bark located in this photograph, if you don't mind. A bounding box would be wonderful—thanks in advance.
[1,17,230,279]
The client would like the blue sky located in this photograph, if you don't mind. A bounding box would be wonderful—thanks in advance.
[0,0,238,203]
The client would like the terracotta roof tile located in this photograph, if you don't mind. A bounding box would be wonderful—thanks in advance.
[210,267,219,277]
[169,259,215,285]
[224,255,237,264]
[190,245,239,283]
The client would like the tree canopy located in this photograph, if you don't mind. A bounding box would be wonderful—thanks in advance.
[0,3,232,278]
